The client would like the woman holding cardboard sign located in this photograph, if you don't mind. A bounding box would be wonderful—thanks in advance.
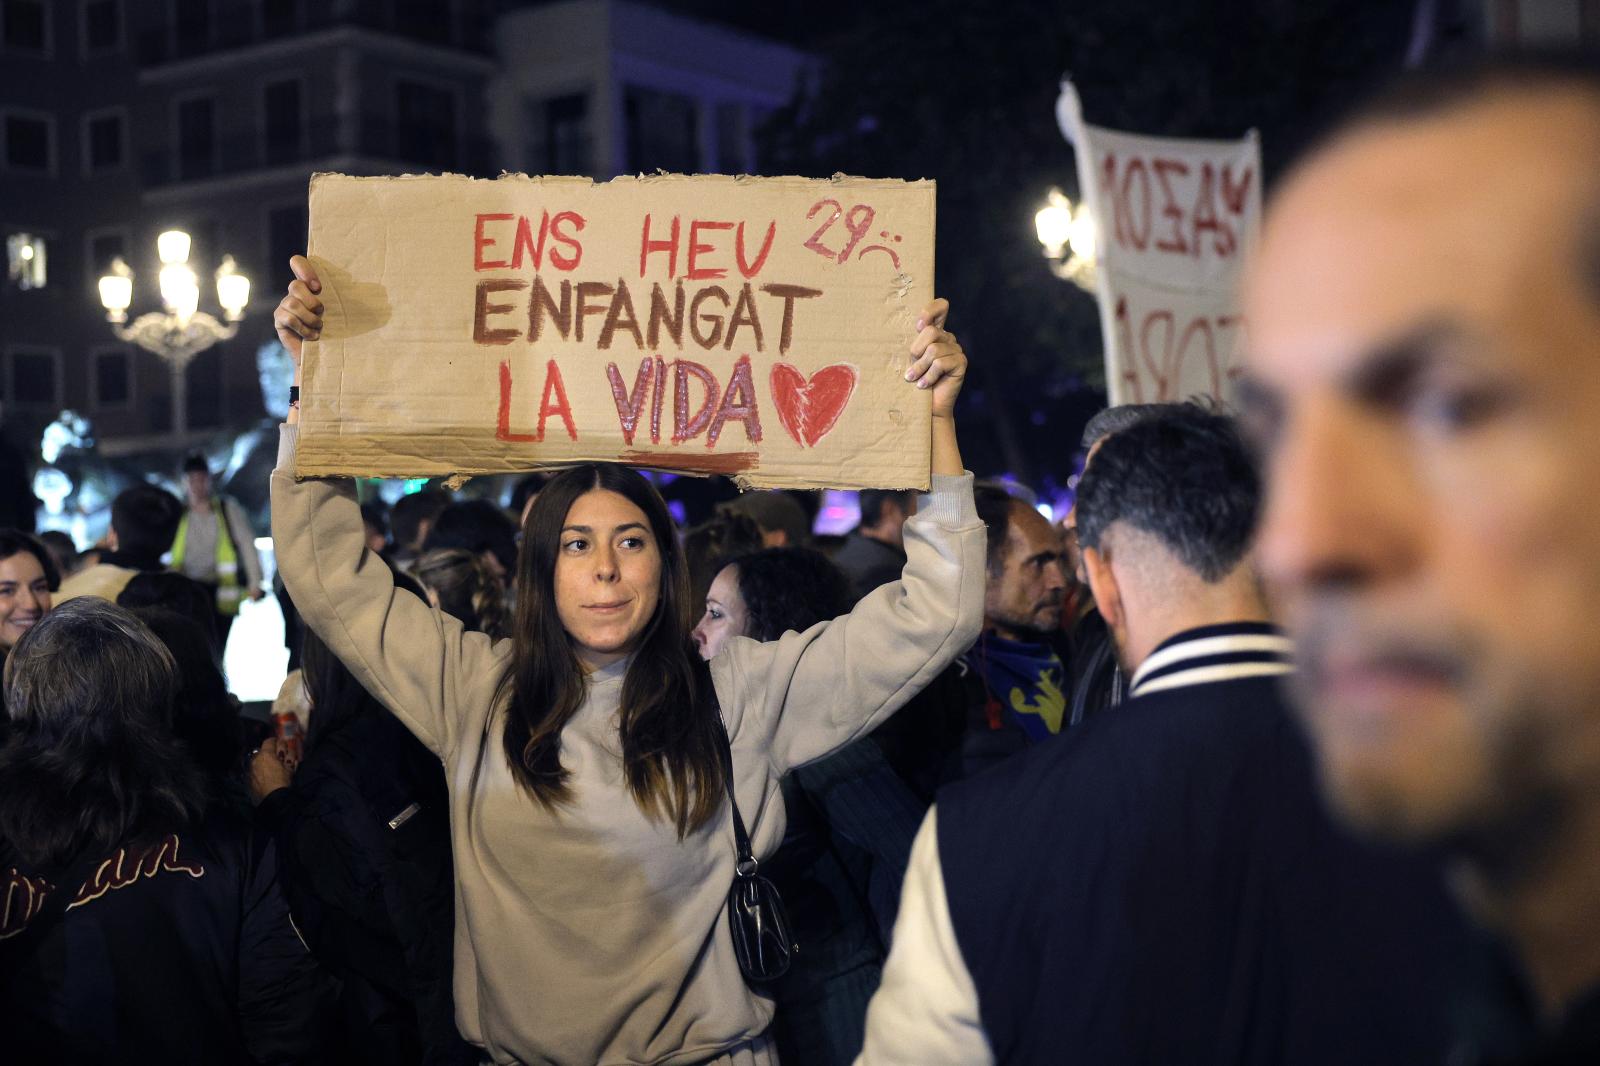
[269,253,982,1065]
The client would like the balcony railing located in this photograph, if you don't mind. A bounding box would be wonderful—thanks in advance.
[137,1,492,67]
[138,115,496,187]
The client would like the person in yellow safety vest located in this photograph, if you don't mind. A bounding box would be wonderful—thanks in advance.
[174,453,264,645]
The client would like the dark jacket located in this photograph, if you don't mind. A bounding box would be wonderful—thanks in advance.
[873,631,1073,798]
[1063,606,1123,728]
[766,737,927,1066]
[0,810,329,1064]
[937,665,1477,1064]
[830,531,906,604]
[256,705,472,1066]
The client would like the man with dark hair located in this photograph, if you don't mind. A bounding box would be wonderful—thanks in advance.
[1077,401,1167,457]
[858,404,1471,1065]
[877,483,1070,793]
[1059,402,1171,727]
[388,488,452,572]
[422,498,518,585]
[716,490,812,549]
[56,484,184,605]
[359,501,390,556]
[1240,50,1600,1061]
[832,489,918,602]
[509,473,549,529]
[952,482,1070,775]
[35,531,78,581]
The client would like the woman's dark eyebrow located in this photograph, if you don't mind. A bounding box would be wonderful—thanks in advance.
[562,523,648,534]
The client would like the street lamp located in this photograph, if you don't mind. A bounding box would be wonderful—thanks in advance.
[97,229,251,437]
[1035,187,1099,293]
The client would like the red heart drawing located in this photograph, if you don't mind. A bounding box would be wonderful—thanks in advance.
[770,363,858,448]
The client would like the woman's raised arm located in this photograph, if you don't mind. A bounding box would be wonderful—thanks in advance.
[714,301,985,771]
[269,256,502,757]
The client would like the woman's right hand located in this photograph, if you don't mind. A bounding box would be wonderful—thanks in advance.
[273,255,324,365]
[248,736,296,804]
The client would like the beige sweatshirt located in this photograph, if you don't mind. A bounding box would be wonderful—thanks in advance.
[270,426,985,1066]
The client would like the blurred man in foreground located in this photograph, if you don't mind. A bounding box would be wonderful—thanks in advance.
[1241,52,1600,1061]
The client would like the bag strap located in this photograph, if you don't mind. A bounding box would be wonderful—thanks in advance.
[0,846,105,959]
[699,659,758,877]
[713,716,759,878]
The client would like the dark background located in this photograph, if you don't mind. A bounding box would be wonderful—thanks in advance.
[617,0,1473,486]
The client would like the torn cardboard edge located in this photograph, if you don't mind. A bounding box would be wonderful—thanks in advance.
[297,171,936,491]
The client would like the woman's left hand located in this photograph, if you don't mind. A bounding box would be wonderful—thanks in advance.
[905,298,967,420]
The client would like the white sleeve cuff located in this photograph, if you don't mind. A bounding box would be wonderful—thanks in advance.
[856,808,993,1066]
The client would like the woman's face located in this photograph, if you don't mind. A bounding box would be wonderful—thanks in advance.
[554,488,662,669]
[0,552,50,650]
[692,564,748,661]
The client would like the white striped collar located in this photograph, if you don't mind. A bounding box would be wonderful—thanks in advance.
[1128,624,1293,699]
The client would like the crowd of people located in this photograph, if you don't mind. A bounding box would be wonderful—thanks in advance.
[4,50,1600,1065]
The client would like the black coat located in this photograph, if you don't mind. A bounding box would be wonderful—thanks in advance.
[256,705,473,1066]
[937,673,1479,1065]
[0,810,331,1064]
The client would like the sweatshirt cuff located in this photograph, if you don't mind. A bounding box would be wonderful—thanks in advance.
[275,424,300,472]
[918,471,977,528]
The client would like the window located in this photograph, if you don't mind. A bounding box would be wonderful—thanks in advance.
[173,0,209,56]
[3,111,53,171]
[2,0,48,53]
[5,347,61,409]
[263,78,303,158]
[176,95,215,180]
[715,103,744,174]
[533,93,589,175]
[624,87,699,174]
[261,0,297,37]
[83,109,124,172]
[82,0,119,53]
[6,233,46,290]
[395,80,455,170]
[267,204,306,285]
[92,348,131,408]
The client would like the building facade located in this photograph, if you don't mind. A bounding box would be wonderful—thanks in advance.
[1,0,809,466]
[3,0,499,458]
[489,0,809,180]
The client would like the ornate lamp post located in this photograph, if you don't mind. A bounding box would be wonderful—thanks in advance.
[97,229,250,437]
[1034,187,1099,293]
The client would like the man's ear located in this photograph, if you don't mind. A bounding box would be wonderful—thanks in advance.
[1082,544,1124,632]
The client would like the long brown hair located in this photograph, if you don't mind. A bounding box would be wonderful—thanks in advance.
[497,464,724,837]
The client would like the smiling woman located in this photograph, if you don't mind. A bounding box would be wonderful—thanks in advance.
[0,530,59,655]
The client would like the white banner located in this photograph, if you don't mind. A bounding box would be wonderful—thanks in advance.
[1058,82,1262,406]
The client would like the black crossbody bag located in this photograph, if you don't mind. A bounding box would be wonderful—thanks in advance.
[712,715,796,984]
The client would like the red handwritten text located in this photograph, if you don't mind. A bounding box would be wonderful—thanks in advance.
[1099,154,1253,259]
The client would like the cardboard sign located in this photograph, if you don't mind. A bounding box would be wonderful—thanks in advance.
[1057,83,1262,406]
[294,173,936,489]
